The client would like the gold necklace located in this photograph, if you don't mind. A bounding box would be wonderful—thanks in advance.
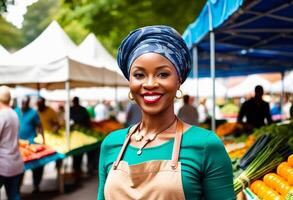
[135,116,177,155]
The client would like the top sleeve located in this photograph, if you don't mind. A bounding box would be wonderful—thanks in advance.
[0,113,4,139]
[34,110,41,126]
[265,102,273,124]
[97,139,107,200]
[202,132,236,200]
[237,102,246,123]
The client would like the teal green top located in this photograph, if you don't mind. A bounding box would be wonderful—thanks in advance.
[97,126,236,200]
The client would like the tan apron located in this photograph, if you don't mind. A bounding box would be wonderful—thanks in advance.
[104,121,186,200]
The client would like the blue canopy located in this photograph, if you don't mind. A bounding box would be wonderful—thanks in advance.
[183,0,293,77]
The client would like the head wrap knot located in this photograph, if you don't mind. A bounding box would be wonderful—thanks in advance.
[117,25,191,83]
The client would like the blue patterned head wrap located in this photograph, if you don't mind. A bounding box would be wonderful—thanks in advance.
[117,25,191,83]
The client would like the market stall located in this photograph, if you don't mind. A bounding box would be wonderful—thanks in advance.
[183,0,293,131]
[0,20,127,192]
[183,0,293,198]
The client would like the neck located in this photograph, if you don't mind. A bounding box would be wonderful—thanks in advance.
[140,106,176,134]
[0,103,9,110]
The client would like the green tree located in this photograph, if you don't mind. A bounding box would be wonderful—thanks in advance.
[0,15,23,51]
[21,0,60,46]
[58,0,205,56]
[0,0,14,13]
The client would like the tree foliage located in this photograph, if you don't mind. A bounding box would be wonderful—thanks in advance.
[1,0,204,54]
[58,0,205,55]
[0,15,22,51]
[21,0,60,46]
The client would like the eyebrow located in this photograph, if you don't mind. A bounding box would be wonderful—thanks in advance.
[131,65,173,71]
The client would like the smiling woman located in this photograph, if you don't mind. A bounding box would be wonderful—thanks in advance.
[97,25,236,200]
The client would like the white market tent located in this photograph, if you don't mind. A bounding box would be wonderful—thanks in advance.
[181,78,227,97]
[0,45,9,58]
[68,33,128,101]
[0,20,127,148]
[77,33,122,75]
[271,71,293,93]
[40,87,129,101]
[0,20,127,89]
[227,75,272,97]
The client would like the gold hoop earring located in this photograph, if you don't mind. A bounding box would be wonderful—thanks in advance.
[128,91,134,101]
[175,89,183,99]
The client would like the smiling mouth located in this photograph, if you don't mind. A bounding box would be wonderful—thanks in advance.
[142,95,162,104]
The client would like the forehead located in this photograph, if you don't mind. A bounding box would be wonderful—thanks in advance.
[130,53,175,71]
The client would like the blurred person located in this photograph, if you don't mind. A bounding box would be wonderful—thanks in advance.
[290,103,293,119]
[86,101,96,119]
[37,97,62,170]
[37,97,60,133]
[198,98,209,123]
[283,95,292,119]
[177,95,198,125]
[125,102,142,126]
[237,85,273,131]
[70,97,96,178]
[14,95,44,193]
[57,105,65,128]
[94,100,109,122]
[0,86,24,200]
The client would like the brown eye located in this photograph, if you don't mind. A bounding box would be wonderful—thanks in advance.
[133,73,145,79]
[158,72,170,78]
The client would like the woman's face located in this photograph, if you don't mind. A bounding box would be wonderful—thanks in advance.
[129,53,180,115]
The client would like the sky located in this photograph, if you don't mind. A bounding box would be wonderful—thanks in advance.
[2,0,38,28]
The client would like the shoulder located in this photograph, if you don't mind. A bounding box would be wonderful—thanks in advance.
[101,127,129,150]
[182,126,217,147]
[14,107,20,114]
[29,108,38,115]
[184,126,224,148]
[188,105,198,111]
[47,107,56,113]
[183,126,213,139]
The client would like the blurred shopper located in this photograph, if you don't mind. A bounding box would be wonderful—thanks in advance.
[70,97,96,178]
[57,105,65,128]
[94,100,109,122]
[237,85,273,131]
[290,104,293,119]
[37,97,60,133]
[198,98,209,123]
[178,95,198,125]
[125,102,142,126]
[15,96,44,193]
[86,101,96,120]
[0,86,24,200]
[37,97,62,170]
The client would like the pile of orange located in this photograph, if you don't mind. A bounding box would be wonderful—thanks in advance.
[250,155,293,199]
[216,122,243,137]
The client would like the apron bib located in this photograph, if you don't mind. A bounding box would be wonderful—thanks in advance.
[104,121,185,200]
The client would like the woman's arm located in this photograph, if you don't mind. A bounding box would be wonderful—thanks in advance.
[202,132,236,200]
[97,141,107,200]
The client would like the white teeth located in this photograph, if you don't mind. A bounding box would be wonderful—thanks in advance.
[144,95,161,101]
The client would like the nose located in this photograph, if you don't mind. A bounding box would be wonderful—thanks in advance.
[142,76,159,89]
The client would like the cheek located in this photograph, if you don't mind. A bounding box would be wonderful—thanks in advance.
[129,78,141,93]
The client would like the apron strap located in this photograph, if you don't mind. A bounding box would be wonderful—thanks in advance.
[113,123,140,170]
[171,119,183,170]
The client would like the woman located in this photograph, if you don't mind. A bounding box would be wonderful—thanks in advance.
[97,26,235,200]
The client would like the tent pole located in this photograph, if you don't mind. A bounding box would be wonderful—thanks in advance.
[210,31,216,132]
[208,1,216,132]
[281,71,285,119]
[65,81,70,150]
[192,46,199,106]
[115,85,119,115]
